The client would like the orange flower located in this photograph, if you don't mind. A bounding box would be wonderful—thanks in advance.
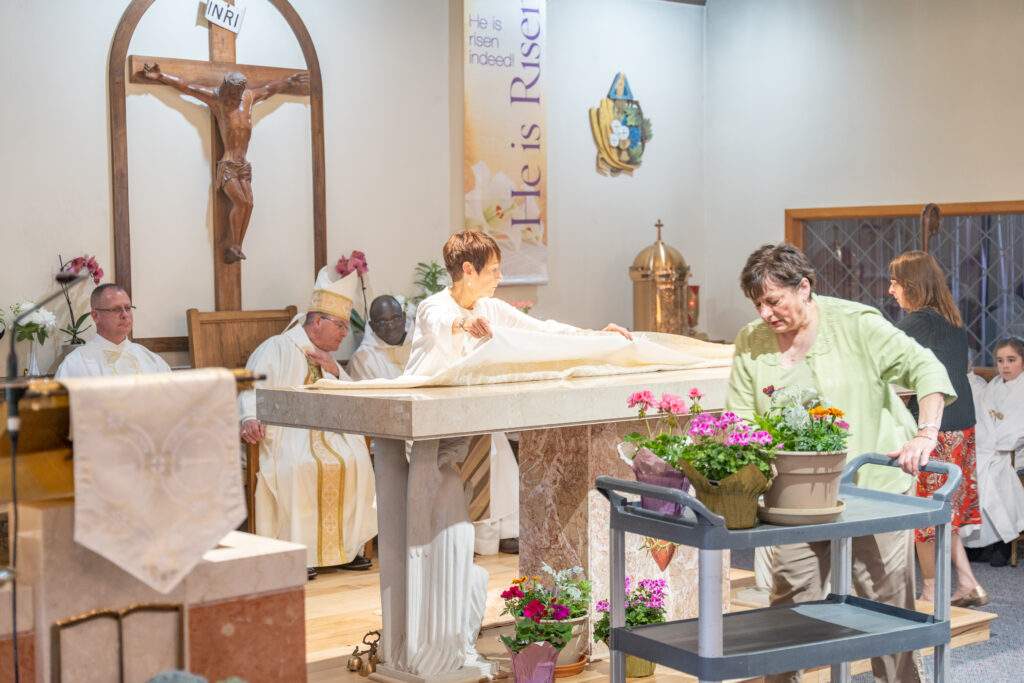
[809,405,844,419]
[511,576,528,585]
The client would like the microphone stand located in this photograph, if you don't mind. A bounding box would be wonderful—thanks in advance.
[3,272,87,682]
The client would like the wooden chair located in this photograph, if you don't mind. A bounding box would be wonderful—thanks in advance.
[186,306,298,533]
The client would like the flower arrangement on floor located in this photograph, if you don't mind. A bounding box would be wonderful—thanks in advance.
[336,250,369,333]
[537,563,592,666]
[622,387,776,529]
[499,572,581,683]
[752,386,851,524]
[58,254,104,344]
[499,574,574,653]
[593,577,667,678]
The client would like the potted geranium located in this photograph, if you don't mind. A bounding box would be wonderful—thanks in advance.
[499,575,574,683]
[592,577,667,678]
[753,385,850,525]
[618,390,691,516]
[623,388,776,529]
[536,564,591,671]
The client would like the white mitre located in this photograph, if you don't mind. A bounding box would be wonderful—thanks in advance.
[310,266,361,320]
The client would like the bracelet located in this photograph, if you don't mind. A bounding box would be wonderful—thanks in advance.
[917,421,940,432]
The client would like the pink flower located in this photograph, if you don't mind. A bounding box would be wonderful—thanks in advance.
[658,393,688,416]
[836,420,850,430]
[550,603,570,620]
[336,250,369,277]
[627,390,657,411]
[725,432,752,446]
[752,430,773,446]
[501,585,524,600]
[595,599,609,613]
[688,388,703,400]
[523,599,546,623]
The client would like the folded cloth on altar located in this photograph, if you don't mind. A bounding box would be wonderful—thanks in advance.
[311,328,733,389]
[61,368,246,593]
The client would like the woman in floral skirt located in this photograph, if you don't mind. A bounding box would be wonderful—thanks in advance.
[889,250,987,607]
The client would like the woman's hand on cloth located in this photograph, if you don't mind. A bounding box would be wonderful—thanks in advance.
[457,315,493,339]
[602,323,633,340]
[889,434,937,475]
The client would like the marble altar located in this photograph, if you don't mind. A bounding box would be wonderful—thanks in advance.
[258,366,732,683]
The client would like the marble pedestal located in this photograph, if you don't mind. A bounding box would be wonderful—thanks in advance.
[519,420,731,636]
[259,366,732,683]
[16,500,306,683]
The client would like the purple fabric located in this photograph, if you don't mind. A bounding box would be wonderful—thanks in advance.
[632,447,689,516]
[510,642,560,683]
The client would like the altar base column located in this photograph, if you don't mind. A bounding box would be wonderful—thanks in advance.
[371,438,494,683]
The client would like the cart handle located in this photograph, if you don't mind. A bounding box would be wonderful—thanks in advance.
[595,476,726,528]
[840,453,962,502]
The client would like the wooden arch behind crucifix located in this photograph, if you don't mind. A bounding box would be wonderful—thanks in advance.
[108,0,327,351]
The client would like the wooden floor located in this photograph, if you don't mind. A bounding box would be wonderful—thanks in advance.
[306,554,995,682]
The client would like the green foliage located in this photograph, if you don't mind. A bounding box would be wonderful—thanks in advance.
[641,118,653,143]
[60,312,92,345]
[500,619,573,653]
[623,431,688,468]
[411,261,448,305]
[350,309,366,335]
[540,563,591,618]
[592,578,667,644]
[683,441,773,481]
[15,321,49,346]
[755,386,850,452]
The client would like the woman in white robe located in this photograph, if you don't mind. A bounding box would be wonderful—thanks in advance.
[963,337,1024,559]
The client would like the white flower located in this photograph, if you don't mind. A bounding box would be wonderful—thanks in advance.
[464,161,543,251]
[11,302,56,330]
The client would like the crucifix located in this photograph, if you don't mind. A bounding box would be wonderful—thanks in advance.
[115,0,324,314]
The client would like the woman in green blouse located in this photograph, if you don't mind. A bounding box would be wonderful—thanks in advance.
[726,243,956,683]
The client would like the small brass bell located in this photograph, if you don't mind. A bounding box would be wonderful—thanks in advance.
[347,647,364,672]
[365,651,379,675]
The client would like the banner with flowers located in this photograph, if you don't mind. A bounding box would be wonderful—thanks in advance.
[463,0,548,284]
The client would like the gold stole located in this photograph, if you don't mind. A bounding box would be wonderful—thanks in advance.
[305,362,348,566]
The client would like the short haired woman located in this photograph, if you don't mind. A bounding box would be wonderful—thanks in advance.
[727,243,956,683]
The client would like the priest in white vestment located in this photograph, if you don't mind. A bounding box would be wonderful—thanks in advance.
[348,295,412,381]
[963,338,1024,557]
[55,284,171,378]
[239,268,377,574]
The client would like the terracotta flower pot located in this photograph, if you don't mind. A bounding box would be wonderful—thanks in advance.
[649,542,676,572]
[759,449,847,525]
[617,443,689,516]
[676,461,771,529]
[625,654,657,677]
[509,642,561,683]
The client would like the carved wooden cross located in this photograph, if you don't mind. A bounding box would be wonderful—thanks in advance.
[126,5,310,310]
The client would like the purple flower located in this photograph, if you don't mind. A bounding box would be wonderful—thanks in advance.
[752,430,774,446]
[550,603,570,620]
[726,432,752,446]
[595,599,610,613]
[836,420,850,430]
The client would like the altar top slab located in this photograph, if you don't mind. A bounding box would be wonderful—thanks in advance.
[256,366,732,440]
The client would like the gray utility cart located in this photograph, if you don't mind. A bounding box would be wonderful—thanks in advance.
[597,453,962,683]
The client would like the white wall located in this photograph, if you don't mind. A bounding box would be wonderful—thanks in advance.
[543,0,705,330]
[703,0,1024,339]
[1,0,453,368]
[1,0,704,369]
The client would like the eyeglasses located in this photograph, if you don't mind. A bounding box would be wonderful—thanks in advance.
[94,305,136,315]
[320,315,349,332]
